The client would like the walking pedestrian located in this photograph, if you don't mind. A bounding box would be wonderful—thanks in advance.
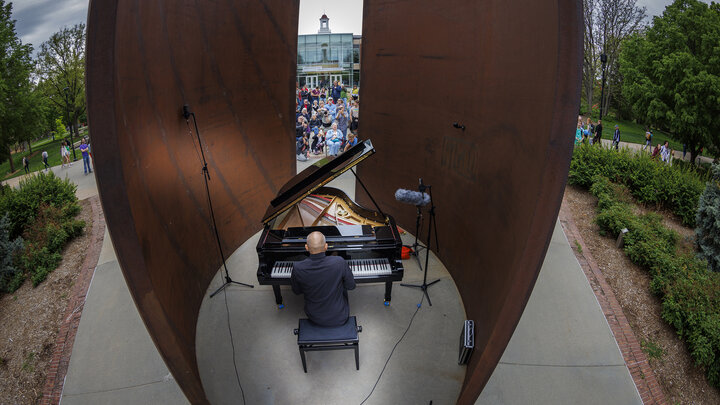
[22,156,29,174]
[593,119,603,146]
[612,125,620,150]
[42,150,50,171]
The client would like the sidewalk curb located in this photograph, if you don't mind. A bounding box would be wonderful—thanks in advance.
[40,196,106,405]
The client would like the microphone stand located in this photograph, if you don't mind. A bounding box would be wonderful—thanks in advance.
[404,206,426,270]
[401,181,440,306]
[182,105,253,298]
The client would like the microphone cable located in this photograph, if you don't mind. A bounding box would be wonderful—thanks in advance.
[184,116,246,405]
[359,293,426,405]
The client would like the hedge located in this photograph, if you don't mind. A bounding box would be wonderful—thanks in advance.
[569,144,708,226]
[0,172,84,292]
[587,174,720,388]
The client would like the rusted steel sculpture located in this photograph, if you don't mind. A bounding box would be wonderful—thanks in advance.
[86,0,581,404]
[357,1,581,402]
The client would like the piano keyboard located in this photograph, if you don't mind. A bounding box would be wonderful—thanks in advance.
[270,258,393,278]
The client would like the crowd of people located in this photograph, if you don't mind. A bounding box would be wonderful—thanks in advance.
[295,80,360,161]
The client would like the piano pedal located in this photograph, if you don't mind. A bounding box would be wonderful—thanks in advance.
[384,301,390,307]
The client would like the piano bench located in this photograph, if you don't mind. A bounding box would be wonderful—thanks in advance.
[293,316,362,373]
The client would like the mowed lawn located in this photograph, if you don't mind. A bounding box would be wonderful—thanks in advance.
[1,137,77,180]
[1,128,89,181]
[596,117,684,151]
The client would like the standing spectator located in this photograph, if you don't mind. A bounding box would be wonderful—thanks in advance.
[612,124,620,150]
[311,87,320,104]
[42,150,50,171]
[300,85,309,104]
[574,122,583,145]
[326,99,337,121]
[336,106,349,139]
[327,122,342,156]
[296,116,305,139]
[79,138,92,174]
[22,156,29,174]
[351,85,359,100]
[350,101,359,133]
[593,119,603,146]
[332,81,342,101]
[585,118,595,144]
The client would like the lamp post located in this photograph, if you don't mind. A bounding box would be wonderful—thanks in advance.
[63,87,77,161]
[599,53,607,121]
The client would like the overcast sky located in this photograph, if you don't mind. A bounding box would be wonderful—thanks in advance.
[9,0,715,51]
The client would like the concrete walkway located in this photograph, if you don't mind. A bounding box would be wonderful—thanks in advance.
[42,155,642,404]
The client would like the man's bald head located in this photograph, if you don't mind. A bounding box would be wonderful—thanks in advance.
[305,231,327,254]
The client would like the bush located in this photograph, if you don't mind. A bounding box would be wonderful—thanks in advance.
[695,163,720,272]
[569,144,707,226]
[0,172,84,292]
[21,204,85,286]
[585,173,720,388]
[0,214,24,293]
[0,171,78,239]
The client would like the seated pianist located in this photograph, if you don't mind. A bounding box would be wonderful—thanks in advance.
[291,231,356,326]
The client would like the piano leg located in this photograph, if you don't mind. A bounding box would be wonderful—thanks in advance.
[384,282,392,306]
[273,285,284,307]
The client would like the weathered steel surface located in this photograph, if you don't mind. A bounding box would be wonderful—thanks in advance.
[86,1,298,403]
[87,0,581,403]
[357,1,582,403]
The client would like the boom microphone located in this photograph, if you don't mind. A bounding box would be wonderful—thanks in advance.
[395,189,430,207]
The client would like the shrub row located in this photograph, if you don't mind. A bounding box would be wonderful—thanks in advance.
[0,172,84,292]
[569,144,708,226]
[588,174,720,388]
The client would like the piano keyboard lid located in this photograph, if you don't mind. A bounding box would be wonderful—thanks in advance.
[261,139,375,225]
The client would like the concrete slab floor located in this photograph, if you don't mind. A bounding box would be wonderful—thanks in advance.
[61,254,188,405]
[196,229,467,405]
[475,222,641,405]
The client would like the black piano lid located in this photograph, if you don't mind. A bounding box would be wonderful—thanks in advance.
[261,139,375,224]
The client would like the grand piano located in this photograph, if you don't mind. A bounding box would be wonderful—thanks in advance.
[256,140,404,306]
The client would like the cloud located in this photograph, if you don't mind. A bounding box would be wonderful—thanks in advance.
[12,0,87,50]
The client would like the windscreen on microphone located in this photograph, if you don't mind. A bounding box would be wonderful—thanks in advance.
[395,189,430,206]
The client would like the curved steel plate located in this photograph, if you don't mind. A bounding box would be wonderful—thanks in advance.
[86,0,581,403]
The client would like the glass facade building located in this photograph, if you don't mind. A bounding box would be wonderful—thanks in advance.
[297,15,360,89]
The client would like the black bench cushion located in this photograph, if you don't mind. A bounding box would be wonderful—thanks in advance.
[297,316,358,344]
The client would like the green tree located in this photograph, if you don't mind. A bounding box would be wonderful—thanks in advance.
[0,0,40,173]
[619,0,720,163]
[36,24,86,148]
